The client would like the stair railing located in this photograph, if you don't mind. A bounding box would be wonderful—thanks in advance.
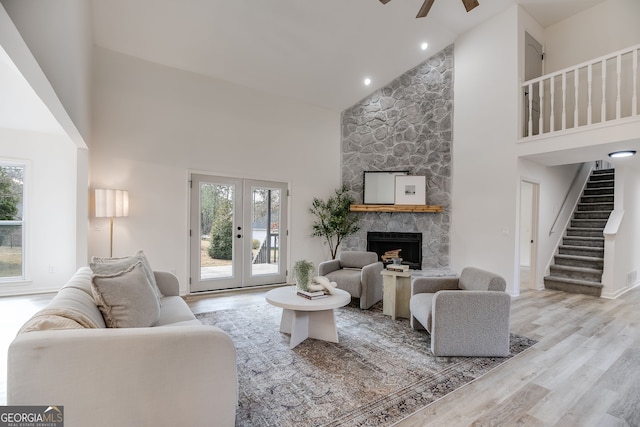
[549,163,591,236]
[522,44,640,139]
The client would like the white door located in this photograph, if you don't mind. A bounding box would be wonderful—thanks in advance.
[519,180,539,290]
[524,32,544,136]
[190,174,288,292]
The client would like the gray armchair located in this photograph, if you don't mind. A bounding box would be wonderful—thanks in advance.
[409,267,511,357]
[318,251,383,309]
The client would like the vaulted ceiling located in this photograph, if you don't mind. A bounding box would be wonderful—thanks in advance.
[91,0,606,112]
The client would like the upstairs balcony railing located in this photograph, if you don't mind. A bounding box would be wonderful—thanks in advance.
[521,44,640,139]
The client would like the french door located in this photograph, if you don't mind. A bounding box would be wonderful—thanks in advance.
[189,174,288,292]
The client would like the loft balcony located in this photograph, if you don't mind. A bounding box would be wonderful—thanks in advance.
[518,44,640,165]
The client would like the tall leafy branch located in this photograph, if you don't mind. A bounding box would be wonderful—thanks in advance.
[309,185,360,259]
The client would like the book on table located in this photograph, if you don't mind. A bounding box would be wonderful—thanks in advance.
[387,264,410,272]
[297,289,328,300]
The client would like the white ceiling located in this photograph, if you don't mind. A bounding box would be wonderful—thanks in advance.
[91,0,606,112]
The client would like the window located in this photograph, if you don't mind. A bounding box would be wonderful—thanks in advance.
[0,162,25,281]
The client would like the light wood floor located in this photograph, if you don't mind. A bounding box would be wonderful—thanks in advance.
[2,286,639,426]
[186,286,640,426]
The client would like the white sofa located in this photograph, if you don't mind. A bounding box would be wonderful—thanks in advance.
[7,266,238,427]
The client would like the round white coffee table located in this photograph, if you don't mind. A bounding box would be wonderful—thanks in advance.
[265,286,351,349]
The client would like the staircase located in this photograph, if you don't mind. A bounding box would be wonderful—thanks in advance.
[544,168,614,297]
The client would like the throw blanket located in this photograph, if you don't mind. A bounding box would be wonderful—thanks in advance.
[18,307,101,334]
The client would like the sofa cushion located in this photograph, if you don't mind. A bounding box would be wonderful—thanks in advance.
[91,250,164,299]
[91,261,161,328]
[409,293,434,332]
[324,269,362,298]
[155,296,201,327]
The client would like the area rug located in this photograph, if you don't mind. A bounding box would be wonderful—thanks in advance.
[196,301,536,427]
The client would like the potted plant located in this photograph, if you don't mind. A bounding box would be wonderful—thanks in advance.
[309,185,360,259]
[292,260,315,291]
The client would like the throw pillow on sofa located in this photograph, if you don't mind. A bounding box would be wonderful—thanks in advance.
[91,250,164,299]
[91,260,161,328]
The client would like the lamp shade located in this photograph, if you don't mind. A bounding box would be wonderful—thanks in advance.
[95,189,129,218]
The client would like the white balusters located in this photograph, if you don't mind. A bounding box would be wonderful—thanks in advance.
[527,82,533,136]
[601,59,607,122]
[587,64,593,125]
[574,69,580,127]
[550,76,555,131]
[633,49,638,117]
[561,73,567,130]
[616,54,622,119]
[521,44,640,139]
[539,80,544,134]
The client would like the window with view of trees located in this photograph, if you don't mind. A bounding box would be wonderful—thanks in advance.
[0,163,24,280]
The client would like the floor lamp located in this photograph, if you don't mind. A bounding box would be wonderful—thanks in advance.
[95,189,129,257]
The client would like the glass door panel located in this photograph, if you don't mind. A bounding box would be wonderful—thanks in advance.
[190,175,242,292]
[243,180,287,286]
[190,175,287,292]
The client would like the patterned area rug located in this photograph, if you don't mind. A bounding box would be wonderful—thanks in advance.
[196,300,536,426]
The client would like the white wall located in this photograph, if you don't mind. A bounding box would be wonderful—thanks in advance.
[602,164,640,298]
[519,181,532,267]
[90,47,340,293]
[544,0,640,74]
[451,6,521,293]
[0,129,81,295]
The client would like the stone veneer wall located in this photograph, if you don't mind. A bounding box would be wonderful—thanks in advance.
[341,45,453,270]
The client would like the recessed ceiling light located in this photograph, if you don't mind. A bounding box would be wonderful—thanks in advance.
[608,150,636,158]
[421,42,429,51]
[364,77,371,86]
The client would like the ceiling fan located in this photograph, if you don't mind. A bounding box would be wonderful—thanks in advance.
[379,0,479,18]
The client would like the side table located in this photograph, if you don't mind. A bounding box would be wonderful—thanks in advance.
[381,269,412,320]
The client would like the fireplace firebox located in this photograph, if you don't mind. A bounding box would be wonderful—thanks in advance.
[366,232,422,270]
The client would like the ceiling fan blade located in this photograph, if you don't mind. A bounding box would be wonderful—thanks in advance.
[461,0,479,12]
[379,0,392,4]
[416,0,435,18]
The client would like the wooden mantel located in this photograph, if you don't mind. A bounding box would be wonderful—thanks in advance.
[350,204,443,213]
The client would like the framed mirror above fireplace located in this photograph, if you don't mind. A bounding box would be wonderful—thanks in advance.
[363,171,408,204]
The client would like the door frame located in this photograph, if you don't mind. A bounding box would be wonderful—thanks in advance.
[188,173,288,293]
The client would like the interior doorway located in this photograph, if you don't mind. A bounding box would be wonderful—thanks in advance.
[519,180,540,290]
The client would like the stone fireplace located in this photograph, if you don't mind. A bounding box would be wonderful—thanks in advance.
[340,45,453,271]
[367,232,422,270]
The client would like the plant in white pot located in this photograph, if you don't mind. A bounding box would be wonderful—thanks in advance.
[292,260,315,291]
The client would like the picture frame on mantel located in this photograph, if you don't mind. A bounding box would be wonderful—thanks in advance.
[363,171,408,204]
[395,175,426,205]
